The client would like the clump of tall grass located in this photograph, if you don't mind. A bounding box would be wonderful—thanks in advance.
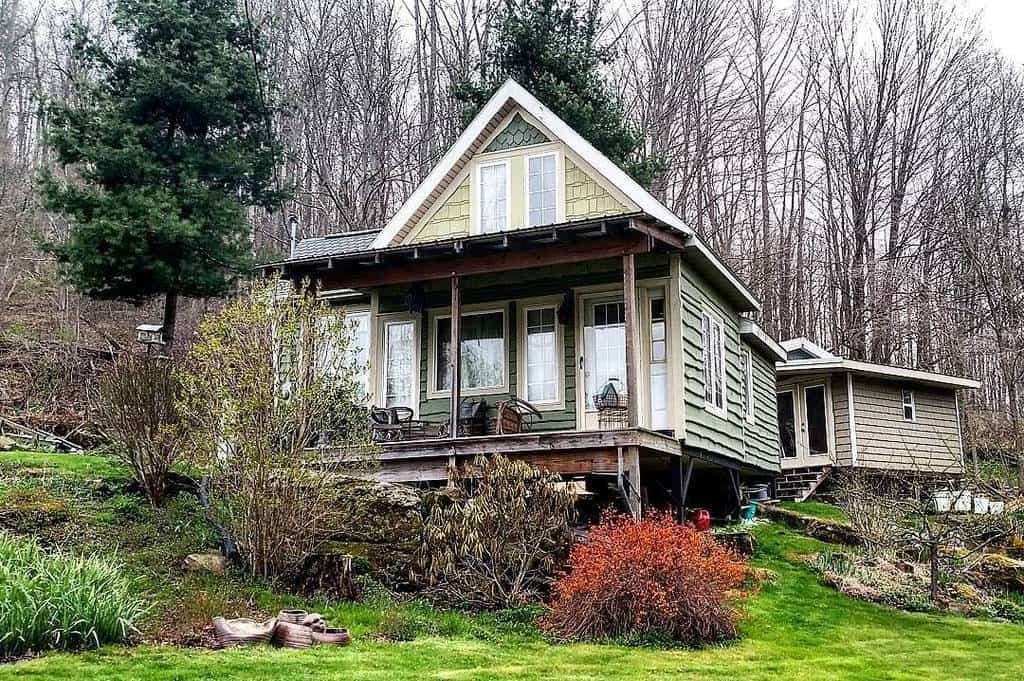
[0,533,147,658]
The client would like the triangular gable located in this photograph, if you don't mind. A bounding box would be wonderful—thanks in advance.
[780,337,837,361]
[372,79,692,249]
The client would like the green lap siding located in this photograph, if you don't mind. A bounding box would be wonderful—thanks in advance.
[679,260,779,473]
[743,348,780,470]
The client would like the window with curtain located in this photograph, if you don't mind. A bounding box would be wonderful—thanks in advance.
[902,389,916,421]
[527,154,556,226]
[436,311,505,392]
[383,320,415,408]
[525,306,558,403]
[479,162,508,233]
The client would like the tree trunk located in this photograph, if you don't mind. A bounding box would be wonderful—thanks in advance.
[929,541,940,603]
[163,289,179,354]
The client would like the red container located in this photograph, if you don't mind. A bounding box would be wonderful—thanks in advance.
[689,508,711,531]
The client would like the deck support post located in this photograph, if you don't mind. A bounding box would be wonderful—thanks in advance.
[617,445,642,520]
[449,273,461,441]
[679,455,695,522]
[622,251,639,428]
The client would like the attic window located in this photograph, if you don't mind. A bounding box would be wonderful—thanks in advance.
[479,161,509,233]
[527,153,557,226]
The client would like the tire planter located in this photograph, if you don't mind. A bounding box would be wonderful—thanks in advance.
[212,617,277,647]
[277,609,308,625]
[274,620,314,649]
[312,627,352,646]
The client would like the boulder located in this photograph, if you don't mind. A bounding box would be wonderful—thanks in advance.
[757,503,861,546]
[321,476,424,545]
[974,553,1024,591]
[0,488,70,533]
[183,553,228,574]
[0,435,17,451]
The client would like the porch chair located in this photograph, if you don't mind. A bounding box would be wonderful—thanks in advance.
[368,407,433,442]
[494,397,544,434]
[436,397,489,438]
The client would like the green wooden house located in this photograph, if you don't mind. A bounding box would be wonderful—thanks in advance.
[263,80,786,517]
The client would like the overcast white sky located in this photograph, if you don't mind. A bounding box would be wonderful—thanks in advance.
[968,0,1024,64]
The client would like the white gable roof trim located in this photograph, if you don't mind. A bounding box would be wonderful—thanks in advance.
[740,319,787,362]
[780,337,837,359]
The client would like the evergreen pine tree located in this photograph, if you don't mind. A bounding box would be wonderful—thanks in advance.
[39,0,286,351]
[456,0,664,187]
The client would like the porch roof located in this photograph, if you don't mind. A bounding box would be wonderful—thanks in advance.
[776,358,981,390]
[260,213,761,312]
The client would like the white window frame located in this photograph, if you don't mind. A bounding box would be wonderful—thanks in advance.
[701,309,728,419]
[377,313,420,417]
[321,305,373,403]
[524,151,560,227]
[902,389,916,422]
[428,305,509,398]
[517,297,565,410]
[474,159,511,234]
[743,348,755,424]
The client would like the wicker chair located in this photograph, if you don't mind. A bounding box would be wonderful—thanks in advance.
[369,407,433,442]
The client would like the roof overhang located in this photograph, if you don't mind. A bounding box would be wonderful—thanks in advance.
[777,358,981,390]
[261,213,760,311]
[780,337,837,359]
[740,319,787,362]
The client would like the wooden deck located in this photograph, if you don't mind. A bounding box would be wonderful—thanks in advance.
[327,428,681,484]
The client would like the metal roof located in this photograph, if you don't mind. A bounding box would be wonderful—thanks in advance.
[290,229,380,260]
[776,358,981,390]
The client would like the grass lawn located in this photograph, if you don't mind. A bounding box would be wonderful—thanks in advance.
[3,453,1023,680]
[776,500,849,523]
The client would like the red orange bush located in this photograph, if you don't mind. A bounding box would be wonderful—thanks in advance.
[541,512,748,645]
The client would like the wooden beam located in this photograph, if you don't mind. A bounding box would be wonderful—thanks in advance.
[622,252,639,428]
[449,274,461,441]
[318,233,650,289]
[679,456,695,521]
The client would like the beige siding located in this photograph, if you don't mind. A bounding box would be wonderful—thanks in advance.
[851,377,963,473]
[409,176,471,243]
[832,377,852,465]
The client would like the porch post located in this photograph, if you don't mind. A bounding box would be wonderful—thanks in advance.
[622,252,639,428]
[449,273,461,440]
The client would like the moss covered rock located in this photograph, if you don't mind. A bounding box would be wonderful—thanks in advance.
[0,488,71,533]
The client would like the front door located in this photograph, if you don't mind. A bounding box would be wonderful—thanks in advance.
[777,382,833,465]
[578,294,626,430]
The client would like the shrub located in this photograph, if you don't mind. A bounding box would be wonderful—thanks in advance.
[418,454,574,610]
[0,533,147,657]
[178,277,376,580]
[541,513,747,646]
[98,353,184,507]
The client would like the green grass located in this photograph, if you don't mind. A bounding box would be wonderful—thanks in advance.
[776,500,849,523]
[0,451,129,484]
[2,452,1024,679]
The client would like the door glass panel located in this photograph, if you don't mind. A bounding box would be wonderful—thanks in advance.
[583,299,625,410]
[384,321,415,408]
[777,391,797,458]
[648,293,668,429]
[805,385,829,455]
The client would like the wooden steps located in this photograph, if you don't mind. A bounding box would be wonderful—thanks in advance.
[775,465,832,502]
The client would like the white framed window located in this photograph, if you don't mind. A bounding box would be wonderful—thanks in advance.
[381,317,418,413]
[519,302,562,407]
[432,308,507,395]
[318,308,371,400]
[527,152,557,226]
[477,161,509,233]
[742,348,755,424]
[902,389,916,421]
[701,310,727,417]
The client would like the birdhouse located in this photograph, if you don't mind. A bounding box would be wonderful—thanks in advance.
[135,323,165,347]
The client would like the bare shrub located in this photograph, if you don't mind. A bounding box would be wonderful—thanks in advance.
[97,353,183,506]
[178,277,376,580]
[418,454,574,610]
